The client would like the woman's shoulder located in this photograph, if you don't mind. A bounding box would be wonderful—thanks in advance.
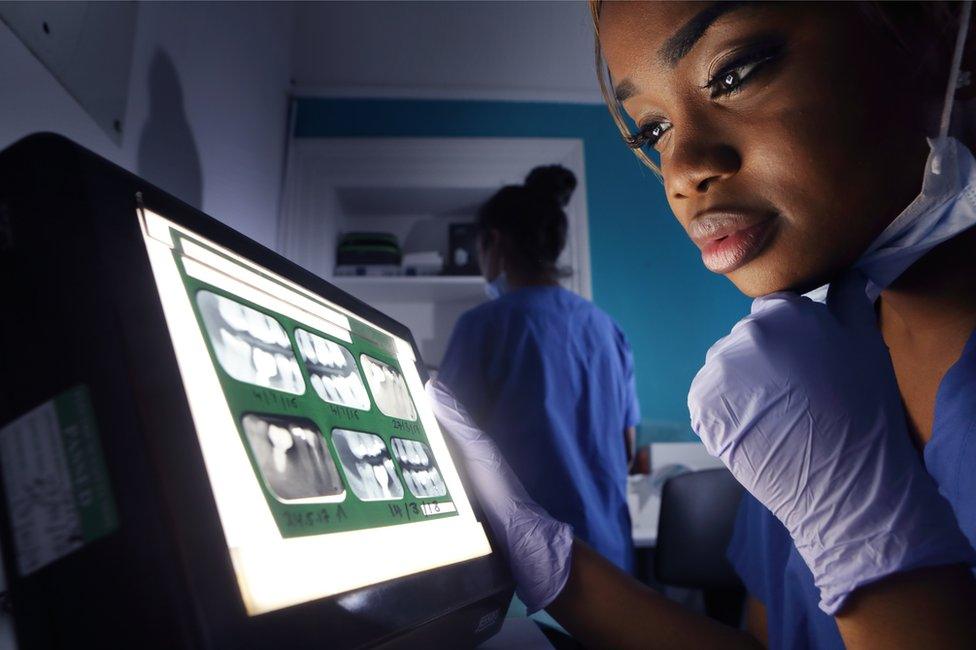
[476,287,626,337]
[545,287,617,320]
[548,290,634,345]
[453,292,545,335]
[454,298,505,330]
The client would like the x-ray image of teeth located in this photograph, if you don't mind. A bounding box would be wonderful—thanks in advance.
[331,429,403,502]
[391,438,447,498]
[196,291,305,394]
[294,329,371,411]
[360,355,417,421]
[241,415,344,501]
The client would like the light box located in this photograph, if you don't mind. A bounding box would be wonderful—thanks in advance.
[0,134,512,648]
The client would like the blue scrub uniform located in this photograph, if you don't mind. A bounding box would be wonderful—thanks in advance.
[727,328,976,649]
[439,286,640,573]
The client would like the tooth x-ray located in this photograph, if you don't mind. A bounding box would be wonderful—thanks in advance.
[241,414,343,501]
[360,355,417,420]
[331,429,403,501]
[294,328,371,410]
[391,438,447,498]
[196,291,305,394]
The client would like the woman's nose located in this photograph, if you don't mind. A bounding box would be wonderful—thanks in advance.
[664,128,741,200]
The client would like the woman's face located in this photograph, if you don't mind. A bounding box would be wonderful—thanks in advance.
[599,2,938,296]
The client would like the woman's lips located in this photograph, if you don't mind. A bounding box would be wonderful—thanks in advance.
[689,211,777,274]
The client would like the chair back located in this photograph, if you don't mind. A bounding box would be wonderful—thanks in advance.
[655,468,744,590]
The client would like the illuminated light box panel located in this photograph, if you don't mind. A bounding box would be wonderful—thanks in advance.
[140,208,489,615]
[0,133,513,650]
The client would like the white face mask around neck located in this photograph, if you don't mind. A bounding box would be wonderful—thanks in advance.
[484,273,509,300]
[809,2,976,302]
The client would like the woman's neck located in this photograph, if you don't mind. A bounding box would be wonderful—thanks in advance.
[504,268,560,289]
[877,227,976,443]
[878,227,976,339]
[878,125,976,337]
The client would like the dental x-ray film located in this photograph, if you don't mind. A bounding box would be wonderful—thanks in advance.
[183,253,452,538]
[295,328,371,410]
[241,414,344,502]
[391,438,447,499]
[197,291,306,394]
[331,429,403,501]
[361,355,418,420]
[139,207,491,615]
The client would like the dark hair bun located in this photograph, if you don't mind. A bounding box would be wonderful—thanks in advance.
[525,165,577,208]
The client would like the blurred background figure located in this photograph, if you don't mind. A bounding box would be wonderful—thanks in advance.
[438,165,641,574]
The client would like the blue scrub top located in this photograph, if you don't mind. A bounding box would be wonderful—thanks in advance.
[727,328,976,649]
[439,286,640,573]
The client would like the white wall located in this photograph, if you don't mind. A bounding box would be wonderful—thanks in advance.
[0,1,296,248]
[292,0,602,103]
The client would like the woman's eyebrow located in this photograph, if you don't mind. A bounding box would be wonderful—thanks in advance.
[659,1,754,68]
[614,79,638,103]
[613,1,758,102]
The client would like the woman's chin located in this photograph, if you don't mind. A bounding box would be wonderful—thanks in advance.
[724,258,825,299]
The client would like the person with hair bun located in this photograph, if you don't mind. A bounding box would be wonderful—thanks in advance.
[438,164,642,575]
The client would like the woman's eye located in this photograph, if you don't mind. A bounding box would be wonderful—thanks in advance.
[707,43,783,99]
[718,69,742,92]
[626,121,672,151]
[709,59,762,98]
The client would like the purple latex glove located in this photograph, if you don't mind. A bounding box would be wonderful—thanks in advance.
[426,379,574,614]
[689,272,975,614]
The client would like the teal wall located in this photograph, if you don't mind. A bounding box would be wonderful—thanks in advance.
[294,98,750,442]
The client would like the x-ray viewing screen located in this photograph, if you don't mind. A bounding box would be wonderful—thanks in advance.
[138,208,491,616]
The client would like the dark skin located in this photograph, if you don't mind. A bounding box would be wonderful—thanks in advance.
[548,543,976,649]
[604,1,935,297]
[541,2,976,648]
[879,226,976,443]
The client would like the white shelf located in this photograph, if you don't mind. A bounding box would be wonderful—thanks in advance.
[329,275,486,303]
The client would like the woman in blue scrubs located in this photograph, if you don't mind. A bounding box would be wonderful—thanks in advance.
[428,3,976,648]
[572,2,976,646]
[438,165,641,573]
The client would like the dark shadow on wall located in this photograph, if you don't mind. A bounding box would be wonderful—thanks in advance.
[137,49,202,208]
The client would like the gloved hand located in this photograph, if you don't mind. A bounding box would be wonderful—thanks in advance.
[689,272,975,614]
[425,379,574,614]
